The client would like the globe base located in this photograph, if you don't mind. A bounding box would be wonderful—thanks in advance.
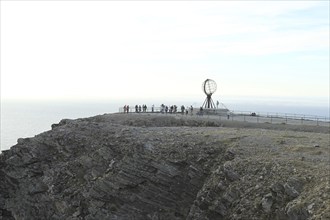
[202,94,216,109]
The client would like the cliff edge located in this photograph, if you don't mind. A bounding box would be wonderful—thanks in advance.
[1,113,329,220]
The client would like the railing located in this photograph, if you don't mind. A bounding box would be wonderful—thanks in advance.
[118,106,330,127]
[232,111,330,125]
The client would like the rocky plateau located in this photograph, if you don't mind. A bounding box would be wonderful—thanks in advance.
[0,113,329,220]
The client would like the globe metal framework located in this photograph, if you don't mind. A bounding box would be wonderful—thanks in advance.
[202,79,217,109]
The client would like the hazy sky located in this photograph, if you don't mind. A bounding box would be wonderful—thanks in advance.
[1,1,329,104]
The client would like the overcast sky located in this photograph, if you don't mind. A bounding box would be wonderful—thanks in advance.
[1,1,329,104]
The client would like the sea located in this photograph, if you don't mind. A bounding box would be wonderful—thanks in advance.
[1,99,329,152]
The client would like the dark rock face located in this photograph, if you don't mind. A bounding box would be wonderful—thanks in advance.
[0,114,329,220]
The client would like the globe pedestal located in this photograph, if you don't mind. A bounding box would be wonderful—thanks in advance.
[202,94,216,109]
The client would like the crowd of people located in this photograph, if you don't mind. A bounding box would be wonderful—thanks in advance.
[160,104,194,115]
[122,104,231,119]
[122,104,152,113]
[135,104,149,113]
[122,104,194,115]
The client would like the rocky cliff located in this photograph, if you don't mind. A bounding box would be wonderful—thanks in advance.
[0,113,329,220]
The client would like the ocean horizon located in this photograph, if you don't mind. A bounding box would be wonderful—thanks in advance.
[1,99,329,151]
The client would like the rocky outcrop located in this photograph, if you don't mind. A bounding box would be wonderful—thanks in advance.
[0,113,329,219]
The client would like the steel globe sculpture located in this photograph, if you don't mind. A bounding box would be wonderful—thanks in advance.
[202,79,217,108]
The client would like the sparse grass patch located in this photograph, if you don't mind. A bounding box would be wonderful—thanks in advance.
[310,150,324,156]
[282,135,308,139]
[286,145,324,154]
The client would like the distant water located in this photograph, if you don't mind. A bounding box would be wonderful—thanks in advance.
[0,101,119,151]
[1,99,329,151]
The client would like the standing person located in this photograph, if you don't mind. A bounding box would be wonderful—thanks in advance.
[126,105,129,113]
[123,105,127,113]
[135,105,138,113]
[139,105,142,113]
[161,104,165,113]
[181,105,185,115]
[190,105,193,115]
[165,106,168,114]
[152,105,154,113]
